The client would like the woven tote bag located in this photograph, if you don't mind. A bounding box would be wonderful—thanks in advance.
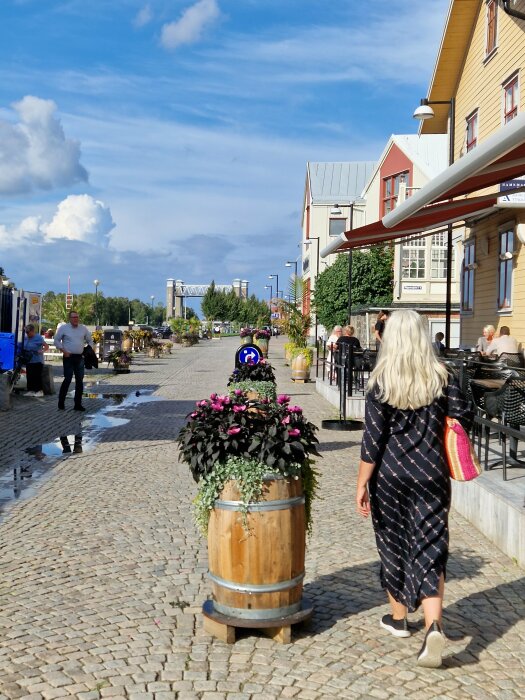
[444,417,482,481]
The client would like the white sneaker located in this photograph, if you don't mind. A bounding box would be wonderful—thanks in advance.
[25,391,37,397]
[417,621,446,668]
[34,391,44,397]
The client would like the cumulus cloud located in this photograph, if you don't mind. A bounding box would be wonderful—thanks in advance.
[0,194,114,248]
[43,194,115,246]
[133,3,152,28]
[0,96,88,195]
[160,0,219,51]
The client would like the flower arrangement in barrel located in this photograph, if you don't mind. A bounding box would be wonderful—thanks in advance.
[177,389,320,534]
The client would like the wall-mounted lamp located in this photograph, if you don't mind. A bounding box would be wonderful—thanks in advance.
[466,262,479,271]
[516,223,525,245]
[499,251,514,261]
[330,204,342,215]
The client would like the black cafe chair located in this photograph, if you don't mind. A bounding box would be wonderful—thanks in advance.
[483,377,525,479]
[497,352,524,368]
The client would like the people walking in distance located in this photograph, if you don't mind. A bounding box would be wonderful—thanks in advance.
[475,324,495,353]
[356,309,472,668]
[54,311,93,411]
[24,324,49,396]
[374,310,390,351]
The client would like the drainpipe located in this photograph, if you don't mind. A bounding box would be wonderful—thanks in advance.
[502,0,525,22]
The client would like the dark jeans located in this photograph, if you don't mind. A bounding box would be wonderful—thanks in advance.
[26,362,44,392]
[58,355,84,407]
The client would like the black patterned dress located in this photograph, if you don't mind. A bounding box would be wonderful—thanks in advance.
[360,379,472,612]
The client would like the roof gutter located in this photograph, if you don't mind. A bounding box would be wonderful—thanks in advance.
[502,0,525,22]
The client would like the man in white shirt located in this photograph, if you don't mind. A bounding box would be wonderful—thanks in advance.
[485,326,519,356]
[54,311,93,411]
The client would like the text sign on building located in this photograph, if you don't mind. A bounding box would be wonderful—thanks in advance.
[401,284,424,294]
[498,178,525,207]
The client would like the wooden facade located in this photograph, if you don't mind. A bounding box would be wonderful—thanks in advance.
[422,0,525,348]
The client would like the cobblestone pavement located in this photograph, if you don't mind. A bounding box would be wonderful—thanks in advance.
[0,338,524,700]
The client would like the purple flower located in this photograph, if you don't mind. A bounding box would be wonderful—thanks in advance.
[288,428,301,437]
[281,415,291,425]
[287,405,303,414]
[277,394,291,405]
[210,402,224,411]
[227,426,241,435]
[234,389,243,396]
[233,404,247,413]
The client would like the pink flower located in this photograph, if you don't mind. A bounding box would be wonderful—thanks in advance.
[277,394,291,405]
[211,402,224,411]
[281,415,291,425]
[198,400,207,407]
[287,405,303,414]
[233,404,247,413]
[227,426,241,435]
[234,389,243,396]
[288,428,301,437]
[222,396,231,405]
[190,412,198,418]
[210,393,218,400]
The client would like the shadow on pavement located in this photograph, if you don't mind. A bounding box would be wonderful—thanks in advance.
[302,548,488,636]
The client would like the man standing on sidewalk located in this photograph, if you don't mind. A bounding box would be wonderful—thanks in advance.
[54,311,93,411]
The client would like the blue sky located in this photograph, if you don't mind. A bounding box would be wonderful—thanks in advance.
[0,0,449,314]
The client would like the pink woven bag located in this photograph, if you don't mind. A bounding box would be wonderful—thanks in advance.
[444,417,481,481]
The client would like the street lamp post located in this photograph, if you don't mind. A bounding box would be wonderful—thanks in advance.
[414,97,455,349]
[285,260,298,304]
[264,284,273,302]
[93,279,100,327]
[304,237,320,342]
[268,274,279,300]
[150,295,155,325]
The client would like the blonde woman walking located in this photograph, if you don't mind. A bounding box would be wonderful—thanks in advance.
[356,310,472,668]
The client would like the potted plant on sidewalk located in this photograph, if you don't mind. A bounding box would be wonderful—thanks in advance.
[107,349,132,373]
[177,390,319,643]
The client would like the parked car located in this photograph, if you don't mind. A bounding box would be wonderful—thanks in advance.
[154,327,172,339]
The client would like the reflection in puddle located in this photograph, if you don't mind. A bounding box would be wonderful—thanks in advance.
[88,414,129,429]
[1,389,161,514]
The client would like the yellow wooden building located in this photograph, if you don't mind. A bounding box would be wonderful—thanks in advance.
[420,0,525,347]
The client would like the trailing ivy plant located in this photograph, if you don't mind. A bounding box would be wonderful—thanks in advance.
[228,380,277,402]
[193,455,319,536]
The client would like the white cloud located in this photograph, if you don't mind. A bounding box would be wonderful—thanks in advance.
[0,194,114,248]
[43,194,114,246]
[160,0,220,51]
[133,3,152,28]
[0,96,88,195]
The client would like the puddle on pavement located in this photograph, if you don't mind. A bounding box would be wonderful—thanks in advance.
[0,389,161,515]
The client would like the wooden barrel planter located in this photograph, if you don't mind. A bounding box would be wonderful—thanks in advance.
[203,475,312,643]
[122,337,133,352]
[255,338,269,358]
[241,335,253,346]
[291,353,310,383]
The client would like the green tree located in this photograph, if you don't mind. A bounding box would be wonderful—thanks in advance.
[312,247,394,330]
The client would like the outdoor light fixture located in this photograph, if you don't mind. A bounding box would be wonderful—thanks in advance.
[93,279,101,327]
[268,274,279,299]
[330,204,342,215]
[499,251,514,261]
[413,99,435,120]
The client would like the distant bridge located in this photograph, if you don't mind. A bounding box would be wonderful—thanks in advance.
[166,278,249,319]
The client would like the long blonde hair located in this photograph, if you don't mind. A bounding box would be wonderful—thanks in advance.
[367,309,449,410]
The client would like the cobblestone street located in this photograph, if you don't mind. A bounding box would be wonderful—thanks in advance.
[1,337,524,699]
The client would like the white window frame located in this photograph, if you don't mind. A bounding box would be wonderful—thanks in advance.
[503,72,519,125]
[329,218,347,237]
[431,232,455,280]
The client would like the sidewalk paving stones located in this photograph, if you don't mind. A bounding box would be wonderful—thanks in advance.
[0,338,524,699]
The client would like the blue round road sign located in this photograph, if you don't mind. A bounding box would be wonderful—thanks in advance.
[235,344,262,367]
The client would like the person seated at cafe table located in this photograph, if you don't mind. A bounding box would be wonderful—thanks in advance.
[476,324,495,353]
[485,326,519,356]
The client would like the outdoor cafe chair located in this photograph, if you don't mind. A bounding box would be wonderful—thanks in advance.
[480,376,525,479]
[497,352,524,368]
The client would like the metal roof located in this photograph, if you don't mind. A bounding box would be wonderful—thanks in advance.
[393,134,448,180]
[308,161,376,204]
